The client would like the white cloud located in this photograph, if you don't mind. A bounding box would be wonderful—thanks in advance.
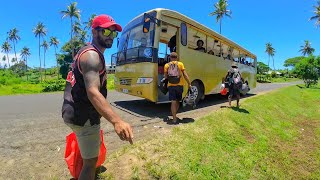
[0,52,21,68]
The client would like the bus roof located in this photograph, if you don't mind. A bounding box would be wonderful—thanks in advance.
[125,8,256,59]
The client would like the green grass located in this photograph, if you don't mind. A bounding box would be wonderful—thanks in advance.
[0,83,43,95]
[270,77,300,83]
[0,73,115,96]
[101,84,320,179]
[107,74,115,90]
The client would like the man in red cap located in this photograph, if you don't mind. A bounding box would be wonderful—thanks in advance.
[62,14,133,180]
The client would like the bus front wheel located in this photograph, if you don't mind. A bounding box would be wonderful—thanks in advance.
[191,81,204,104]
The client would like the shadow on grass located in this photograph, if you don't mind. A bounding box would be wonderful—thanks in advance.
[231,107,250,114]
[220,105,250,114]
[296,84,320,89]
[163,116,195,125]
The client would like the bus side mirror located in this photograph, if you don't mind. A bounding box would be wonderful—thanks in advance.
[143,14,151,33]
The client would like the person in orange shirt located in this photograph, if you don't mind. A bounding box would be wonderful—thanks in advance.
[164,52,191,124]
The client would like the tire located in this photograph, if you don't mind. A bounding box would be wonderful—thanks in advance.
[191,81,204,104]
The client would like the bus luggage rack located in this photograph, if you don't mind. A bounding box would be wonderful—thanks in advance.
[120,78,132,85]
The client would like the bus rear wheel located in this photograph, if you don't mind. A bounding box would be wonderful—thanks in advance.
[191,81,204,104]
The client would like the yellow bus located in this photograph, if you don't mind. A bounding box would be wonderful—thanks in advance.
[111,8,257,103]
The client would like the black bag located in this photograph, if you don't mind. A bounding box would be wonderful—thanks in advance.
[158,78,168,95]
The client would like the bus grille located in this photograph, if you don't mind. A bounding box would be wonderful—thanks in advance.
[120,78,132,85]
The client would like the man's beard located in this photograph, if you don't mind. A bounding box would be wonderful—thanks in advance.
[97,34,113,48]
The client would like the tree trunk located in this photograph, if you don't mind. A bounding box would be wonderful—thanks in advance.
[272,56,275,70]
[39,36,42,81]
[6,53,10,68]
[71,18,74,58]
[44,49,46,80]
[267,55,270,70]
[13,42,17,62]
[219,19,222,34]
[55,47,59,79]
[26,59,28,81]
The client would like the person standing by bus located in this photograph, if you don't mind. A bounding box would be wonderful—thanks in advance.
[62,14,133,180]
[163,52,192,124]
[225,62,242,108]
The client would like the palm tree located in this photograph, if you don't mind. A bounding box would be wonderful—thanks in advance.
[21,47,31,80]
[7,28,20,61]
[49,36,60,78]
[299,40,315,56]
[2,55,6,69]
[84,14,96,41]
[209,0,232,34]
[11,57,17,64]
[33,22,47,81]
[41,40,49,80]
[61,2,81,57]
[265,42,275,70]
[310,1,320,27]
[1,41,11,68]
[73,21,83,37]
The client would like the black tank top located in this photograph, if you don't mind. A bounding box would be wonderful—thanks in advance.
[62,44,107,126]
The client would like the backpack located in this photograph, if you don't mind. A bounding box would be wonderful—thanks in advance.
[228,68,242,89]
[167,61,181,84]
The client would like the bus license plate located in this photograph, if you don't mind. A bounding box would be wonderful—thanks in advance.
[122,89,129,93]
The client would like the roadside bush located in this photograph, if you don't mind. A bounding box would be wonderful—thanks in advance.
[0,70,23,85]
[294,56,319,88]
[42,79,66,92]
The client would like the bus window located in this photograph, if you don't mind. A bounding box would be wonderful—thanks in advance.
[207,36,215,55]
[181,23,187,46]
[233,49,240,62]
[188,27,206,53]
[221,43,229,60]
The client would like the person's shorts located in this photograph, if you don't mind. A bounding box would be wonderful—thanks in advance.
[168,85,183,101]
[65,120,101,159]
[229,86,240,97]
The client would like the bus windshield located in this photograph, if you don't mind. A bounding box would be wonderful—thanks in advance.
[115,12,156,65]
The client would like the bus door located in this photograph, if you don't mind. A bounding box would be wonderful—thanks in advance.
[157,24,178,102]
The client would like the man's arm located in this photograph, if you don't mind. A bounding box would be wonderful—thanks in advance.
[182,70,191,88]
[80,51,133,144]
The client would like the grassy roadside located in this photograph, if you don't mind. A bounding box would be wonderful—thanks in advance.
[270,77,300,83]
[101,84,320,179]
[0,74,115,96]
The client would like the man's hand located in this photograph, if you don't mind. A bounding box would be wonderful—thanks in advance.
[114,120,134,144]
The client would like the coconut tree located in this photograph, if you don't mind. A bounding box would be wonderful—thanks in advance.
[310,1,320,27]
[41,40,49,80]
[265,42,275,70]
[20,47,31,80]
[49,36,60,78]
[61,2,81,57]
[33,22,47,81]
[7,28,20,61]
[1,41,11,68]
[84,14,96,41]
[299,40,315,56]
[209,0,232,34]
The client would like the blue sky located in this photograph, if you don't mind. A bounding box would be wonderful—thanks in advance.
[0,0,319,69]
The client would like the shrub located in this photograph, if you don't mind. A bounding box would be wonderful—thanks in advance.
[42,79,66,92]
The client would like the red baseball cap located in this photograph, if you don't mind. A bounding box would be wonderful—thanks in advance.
[91,14,122,32]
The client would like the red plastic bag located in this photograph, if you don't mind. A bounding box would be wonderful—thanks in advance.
[220,87,227,95]
[64,130,107,179]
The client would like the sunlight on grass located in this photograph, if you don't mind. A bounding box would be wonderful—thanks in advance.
[101,84,320,179]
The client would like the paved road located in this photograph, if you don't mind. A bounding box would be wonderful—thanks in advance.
[0,81,301,179]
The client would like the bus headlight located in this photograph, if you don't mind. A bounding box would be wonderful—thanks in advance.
[136,77,153,84]
[143,48,153,58]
